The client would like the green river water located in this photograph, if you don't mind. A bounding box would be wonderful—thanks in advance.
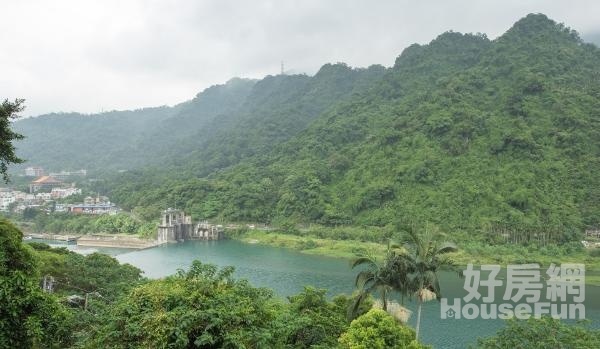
[36,239,600,348]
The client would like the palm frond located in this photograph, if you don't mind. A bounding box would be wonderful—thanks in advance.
[354,270,375,288]
[351,255,378,269]
[436,241,458,254]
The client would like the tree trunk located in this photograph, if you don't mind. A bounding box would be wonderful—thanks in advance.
[415,299,423,340]
[415,281,425,340]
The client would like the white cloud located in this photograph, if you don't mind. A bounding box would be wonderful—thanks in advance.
[1,0,598,116]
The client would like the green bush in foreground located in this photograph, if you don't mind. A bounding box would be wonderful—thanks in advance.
[0,219,71,348]
[87,261,281,348]
[338,309,429,349]
[476,317,600,349]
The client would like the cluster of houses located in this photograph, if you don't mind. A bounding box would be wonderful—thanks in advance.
[60,195,120,215]
[0,166,119,215]
[1,186,119,215]
[0,187,81,212]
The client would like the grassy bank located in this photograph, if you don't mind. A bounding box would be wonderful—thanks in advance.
[235,230,388,259]
[231,229,600,286]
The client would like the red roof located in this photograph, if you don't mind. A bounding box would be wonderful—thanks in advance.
[31,176,62,184]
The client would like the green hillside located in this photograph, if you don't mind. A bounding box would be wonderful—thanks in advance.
[14,64,385,179]
[13,14,600,239]
[108,14,600,238]
[12,78,257,173]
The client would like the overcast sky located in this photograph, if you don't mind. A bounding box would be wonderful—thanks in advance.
[1,0,599,117]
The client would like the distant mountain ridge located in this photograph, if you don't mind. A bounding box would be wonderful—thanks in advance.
[14,64,385,176]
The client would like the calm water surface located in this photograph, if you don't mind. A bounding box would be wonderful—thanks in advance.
[35,239,600,348]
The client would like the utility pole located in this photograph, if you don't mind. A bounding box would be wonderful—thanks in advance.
[281,61,284,75]
[42,275,54,293]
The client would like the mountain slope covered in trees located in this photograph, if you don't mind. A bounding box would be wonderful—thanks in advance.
[12,77,257,172]
[13,14,600,238]
[14,64,385,177]
[108,14,600,237]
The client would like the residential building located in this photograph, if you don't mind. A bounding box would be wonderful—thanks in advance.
[51,187,81,199]
[0,196,15,211]
[29,176,63,193]
[48,169,87,181]
[25,166,45,177]
[84,195,109,205]
[35,192,52,201]
[68,202,119,215]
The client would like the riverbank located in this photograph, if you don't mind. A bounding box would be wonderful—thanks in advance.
[77,234,160,249]
[236,230,388,259]
[233,230,600,286]
[25,232,79,241]
[24,232,159,250]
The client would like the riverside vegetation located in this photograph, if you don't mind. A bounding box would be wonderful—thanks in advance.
[3,218,600,348]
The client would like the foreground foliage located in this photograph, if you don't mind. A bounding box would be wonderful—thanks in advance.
[3,220,598,348]
[0,219,70,348]
[86,261,425,349]
[476,317,600,348]
[88,261,279,348]
[339,309,428,349]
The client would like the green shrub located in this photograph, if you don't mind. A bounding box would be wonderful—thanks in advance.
[338,309,429,349]
[589,248,600,258]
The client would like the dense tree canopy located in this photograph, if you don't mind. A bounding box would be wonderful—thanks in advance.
[338,309,428,349]
[0,219,70,348]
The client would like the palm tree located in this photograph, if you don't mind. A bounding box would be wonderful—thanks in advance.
[385,246,414,305]
[403,226,458,340]
[350,241,414,320]
[349,253,393,319]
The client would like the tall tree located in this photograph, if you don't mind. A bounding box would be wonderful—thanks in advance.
[350,253,394,318]
[0,99,24,182]
[403,227,457,340]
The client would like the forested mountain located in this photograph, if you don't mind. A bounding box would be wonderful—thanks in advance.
[155,63,387,178]
[13,78,257,173]
[15,14,600,236]
[14,64,385,177]
[13,106,174,172]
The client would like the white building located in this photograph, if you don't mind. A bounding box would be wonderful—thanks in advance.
[35,192,52,201]
[48,169,87,181]
[0,196,15,211]
[25,166,45,177]
[51,187,81,199]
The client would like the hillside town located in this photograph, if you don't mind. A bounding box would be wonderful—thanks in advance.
[0,166,119,215]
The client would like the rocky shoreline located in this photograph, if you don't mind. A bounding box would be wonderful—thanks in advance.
[77,235,160,249]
